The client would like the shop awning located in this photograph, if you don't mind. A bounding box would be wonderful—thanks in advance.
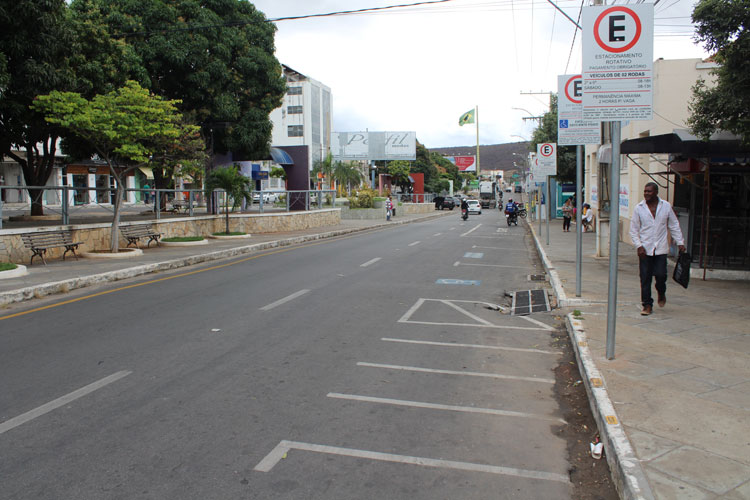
[269,147,294,166]
[138,167,154,179]
[621,129,750,158]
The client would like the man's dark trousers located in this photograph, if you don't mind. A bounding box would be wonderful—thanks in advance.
[639,254,667,307]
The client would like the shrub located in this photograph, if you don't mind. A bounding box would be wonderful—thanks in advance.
[0,262,18,272]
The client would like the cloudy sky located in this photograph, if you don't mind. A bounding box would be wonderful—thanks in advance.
[250,0,708,148]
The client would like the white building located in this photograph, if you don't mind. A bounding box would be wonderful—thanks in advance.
[268,64,332,188]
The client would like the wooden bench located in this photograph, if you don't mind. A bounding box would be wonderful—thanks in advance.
[120,224,162,248]
[21,230,82,266]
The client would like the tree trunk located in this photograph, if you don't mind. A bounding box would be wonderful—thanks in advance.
[28,188,45,216]
[225,192,230,234]
[111,182,124,253]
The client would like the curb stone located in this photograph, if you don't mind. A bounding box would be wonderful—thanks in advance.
[0,213,447,307]
[526,220,654,500]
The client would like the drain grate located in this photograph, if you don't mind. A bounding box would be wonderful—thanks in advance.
[511,289,551,315]
[528,274,547,282]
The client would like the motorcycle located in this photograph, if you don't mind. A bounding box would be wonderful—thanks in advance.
[461,208,468,221]
[505,210,518,226]
[517,206,527,218]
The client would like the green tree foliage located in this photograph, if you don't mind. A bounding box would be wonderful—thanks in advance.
[688,0,750,142]
[530,94,576,183]
[333,161,364,196]
[312,153,335,188]
[270,166,287,181]
[32,81,200,252]
[100,0,287,160]
[0,0,76,215]
[413,142,439,192]
[387,161,412,192]
[204,165,252,235]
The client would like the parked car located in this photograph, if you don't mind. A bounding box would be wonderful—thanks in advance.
[466,199,482,214]
[514,185,523,193]
[434,196,456,210]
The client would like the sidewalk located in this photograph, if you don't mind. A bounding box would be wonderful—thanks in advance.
[0,212,449,306]
[530,219,750,499]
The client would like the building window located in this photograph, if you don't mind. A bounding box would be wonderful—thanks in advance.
[287,86,302,95]
[288,125,303,137]
[288,105,303,114]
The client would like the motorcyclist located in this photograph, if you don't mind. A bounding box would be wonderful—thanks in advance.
[460,198,469,220]
[505,199,518,225]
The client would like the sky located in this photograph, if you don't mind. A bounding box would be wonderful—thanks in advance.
[250,0,709,149]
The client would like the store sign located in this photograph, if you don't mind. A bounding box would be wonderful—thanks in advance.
[582,4,653,121]
[445,156,476,172]
[332,131,416,161]
[558,74,602,145]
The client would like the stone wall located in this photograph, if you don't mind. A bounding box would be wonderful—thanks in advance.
[339,202,433,220]
[0,209,340,264]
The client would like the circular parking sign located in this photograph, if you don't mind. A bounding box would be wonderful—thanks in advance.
[564,75,583,104]
[540,144,554,157]
[593,6,642,53]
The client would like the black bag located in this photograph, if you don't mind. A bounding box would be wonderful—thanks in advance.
[672,252,691,289]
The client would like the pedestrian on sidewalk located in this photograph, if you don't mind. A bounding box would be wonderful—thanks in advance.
[385,195,393,221]
[561,198,573,232]
[629,182,685,316]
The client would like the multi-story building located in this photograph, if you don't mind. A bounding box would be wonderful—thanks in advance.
[268,64,332,189]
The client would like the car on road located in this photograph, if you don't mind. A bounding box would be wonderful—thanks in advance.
[514,185,523,193]
[434,196,456,210]
[466,199,482,214]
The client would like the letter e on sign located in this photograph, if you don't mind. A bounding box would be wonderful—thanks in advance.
[540,144,554,157]
[594,6,642,53]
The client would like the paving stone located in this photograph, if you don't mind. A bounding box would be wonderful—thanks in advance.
[649,446,750,494]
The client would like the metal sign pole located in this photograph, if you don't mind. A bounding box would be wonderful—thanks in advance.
[546,176,550,245]
[606,122,621,359]
[576,145,583,296]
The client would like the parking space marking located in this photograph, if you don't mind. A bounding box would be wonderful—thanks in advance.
[496,228,509,233]
[356,362,555,384]
[254,440,569,483]
[408,241,421,247]
[463,252,484,258]
[260,289,310,311]
[455,262,532,269]
[433,233,442,236]
[472,245,518,250]
[398,298,548,330]
[0,371,132,435]
[434,279,481,285]
[380,337,561,355]
[360,257,381,267]
[460,224,482,237]
[327,393,566,424]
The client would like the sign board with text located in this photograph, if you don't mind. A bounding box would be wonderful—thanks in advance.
[445,155,476,172]
[535,143,557,177]
[558,74,602,145]
[582,4,653,121]
[332,131,416,161]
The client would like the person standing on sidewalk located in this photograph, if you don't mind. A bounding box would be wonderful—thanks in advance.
[385,195,393,221]
[561,198,573,232]
[629,182,686,316]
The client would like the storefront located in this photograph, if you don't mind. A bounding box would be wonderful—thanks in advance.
[64,162,136,206]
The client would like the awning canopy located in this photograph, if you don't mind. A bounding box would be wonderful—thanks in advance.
[621,129,750,158]
[269,147,294,166]
[138,167,154,179]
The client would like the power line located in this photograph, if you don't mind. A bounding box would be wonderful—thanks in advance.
[564,0,585,74]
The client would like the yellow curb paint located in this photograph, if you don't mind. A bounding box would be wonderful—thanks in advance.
[605,416,618,425]
[591,378,603,387]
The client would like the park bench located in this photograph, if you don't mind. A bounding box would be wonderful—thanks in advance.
[169,199,190,213]
[21,230,82,266]
[120,224,162,248]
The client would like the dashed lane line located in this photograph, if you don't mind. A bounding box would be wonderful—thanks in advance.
[260,289,310,311]
[356,362,555,384]
[460,224,482,237]
[408,241,421,247]
[254,440,570,483]
[327,393,567,424]
[360,258,381,267]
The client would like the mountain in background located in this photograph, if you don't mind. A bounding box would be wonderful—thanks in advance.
[430,142,531,173]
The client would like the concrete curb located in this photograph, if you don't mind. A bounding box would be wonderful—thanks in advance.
[526,219,654,500]
[565,314,654,500]
[0,213,446,307]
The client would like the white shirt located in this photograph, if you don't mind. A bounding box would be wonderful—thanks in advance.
[629,198,684,256]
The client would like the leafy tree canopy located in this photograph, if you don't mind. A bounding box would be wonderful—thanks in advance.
[688,0,750,142]
[530,94,576,183]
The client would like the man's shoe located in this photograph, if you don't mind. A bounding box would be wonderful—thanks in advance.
[641,305,653,316]
[657,293,666,307]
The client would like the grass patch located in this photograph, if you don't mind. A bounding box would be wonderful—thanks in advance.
[212,231,246,236]
[163,236,205,242]
[0,262,18,272]
[573,309,583,317]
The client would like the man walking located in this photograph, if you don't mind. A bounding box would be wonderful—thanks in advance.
[629,182,685,316]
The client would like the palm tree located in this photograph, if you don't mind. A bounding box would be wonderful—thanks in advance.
[312,153,335,189]
[334,161,364,196]
[204,165,252,235]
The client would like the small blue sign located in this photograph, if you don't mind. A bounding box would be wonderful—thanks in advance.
[559,119,569,128]
[436,279,481,285]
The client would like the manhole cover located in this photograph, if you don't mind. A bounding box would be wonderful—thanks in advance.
[528,274,547,281]
[511,289,551,315]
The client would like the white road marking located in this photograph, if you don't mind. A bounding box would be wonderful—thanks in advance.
[442,300,495,326]
[449,227,456,230]
[496,228,509,233]
[0,371,132,435]
[260,289,310,311]
[463,252,484,258]
[254,440,569,483]
[381,337,561,355]
[453,261,460,267]
[398,298,554,330]
[327,393,566,423]
[455,262,532,269]
[357,362,555,384]
[408,241,421,247]
[433,233,442,236]
[519,316,556,331]
[473,245,517,250]
[460,224,482,237]
[360,257,381,267]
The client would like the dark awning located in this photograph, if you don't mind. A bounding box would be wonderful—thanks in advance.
[269,147,294,166]
[621,129,750,157]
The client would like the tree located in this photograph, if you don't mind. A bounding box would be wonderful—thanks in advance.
[688,0,750,142]
[333,161,364,196]
[387,161,412,192]
[100,0,287,161]
[32,81,201,252]
[204,165,252,235]
[530,94,576,183]
[312,153,335,189]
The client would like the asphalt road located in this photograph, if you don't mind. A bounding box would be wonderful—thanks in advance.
[0,210,572,499]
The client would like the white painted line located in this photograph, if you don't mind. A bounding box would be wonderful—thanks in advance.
[433,233,442,236]
[463,252,484,258]
[496,228,509,233]
[473,245,518,250]
[0,371,132,435]
[360,257,381,268]
[456,262,531,269]
[460,224,482,237]
[442,299,495,326]
[398,298,426,323]
[408,241,421,247]
[381,337,561,355]
[260,289,310,311]
[453,261,460,267]
[519,315,556,331]
[254,440,569,483]
[327,393,566,423]
[398,320,548,331]
[357,362,555,384]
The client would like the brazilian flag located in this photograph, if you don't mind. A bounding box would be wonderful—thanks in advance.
[459,109,475,126]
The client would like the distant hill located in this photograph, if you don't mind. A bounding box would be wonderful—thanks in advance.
[430,142,531,174]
